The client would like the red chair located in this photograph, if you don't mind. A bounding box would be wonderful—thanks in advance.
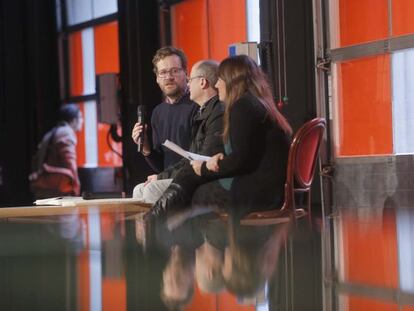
[241,117,326,225]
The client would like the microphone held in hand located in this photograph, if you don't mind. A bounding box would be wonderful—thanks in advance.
[137,105,146,153]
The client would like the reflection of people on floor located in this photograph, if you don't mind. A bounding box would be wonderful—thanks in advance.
[195,219,227,294]
[223,221,291,299]
[161,244,195,310]
[135,213,202,310]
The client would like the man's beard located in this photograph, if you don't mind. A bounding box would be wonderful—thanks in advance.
[162,83,185,100]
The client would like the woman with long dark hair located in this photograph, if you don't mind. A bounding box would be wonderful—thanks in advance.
[191,55,292,217]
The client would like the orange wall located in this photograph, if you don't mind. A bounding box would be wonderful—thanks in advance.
[69,31,84,97]
[94,22,120,74]
[337,55,393,156]
[171,0,247,69]
[172,0,209,69]
[207,0,247,61]
[339,0,388,47]
[347,296,398,311]
[392,0,414,36]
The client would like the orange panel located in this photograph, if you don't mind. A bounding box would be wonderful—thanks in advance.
[186,285,216,311]
[102,278,126,311]
[403,306,414,311]
[340,210,398,288]
[171,0,247,69]
[339,0,388,47]
[76,103,86,166]
[208,0,247,61]
[392,0,414,36]
[337,55,393,156]
[171,0,209,70]
[347,295,398,311]
[97,123,123,167]
[69,31,84,97]
[218,292,255,311]
[94,21,120,74]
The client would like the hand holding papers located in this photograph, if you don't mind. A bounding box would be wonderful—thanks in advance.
[162,140,211,161]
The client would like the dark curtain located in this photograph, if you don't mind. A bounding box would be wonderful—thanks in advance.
[0,0,60,206]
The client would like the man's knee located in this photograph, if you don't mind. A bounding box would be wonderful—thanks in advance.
[132,183,146,199]
[142,179,173,203]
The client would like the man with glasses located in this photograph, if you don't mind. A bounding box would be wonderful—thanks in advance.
[132,46,198,175]
[132,60,224,208]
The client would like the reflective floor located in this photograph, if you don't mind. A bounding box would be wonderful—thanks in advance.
[0,204,413,311]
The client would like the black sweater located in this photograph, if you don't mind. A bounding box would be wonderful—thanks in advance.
[201,92,290,212]
[145,93,198,172]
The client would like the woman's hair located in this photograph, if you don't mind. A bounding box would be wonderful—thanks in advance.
[59,104,80,123]
[218,55,292,141]
[223,221,267,298]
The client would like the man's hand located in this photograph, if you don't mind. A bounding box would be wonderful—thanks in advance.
[144,174,158,185]
[132,123,151,155]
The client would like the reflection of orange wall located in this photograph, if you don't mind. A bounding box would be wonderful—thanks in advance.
[347,296,397,311]
[218,292,255,311]
[337,55,392,156]
[340,210,398,288]
[186,285,216,311]
[339,0,388,46]
[392,0,414,36]
[102,279,126,311]
[186,285,255,311]
[69,31,84,97]
[171,0,247,69]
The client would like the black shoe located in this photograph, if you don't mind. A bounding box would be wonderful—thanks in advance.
[144,183,190,222]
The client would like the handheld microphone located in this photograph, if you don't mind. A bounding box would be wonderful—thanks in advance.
[137,105,146,153]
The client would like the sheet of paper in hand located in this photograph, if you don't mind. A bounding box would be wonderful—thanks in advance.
[162,140,211,161]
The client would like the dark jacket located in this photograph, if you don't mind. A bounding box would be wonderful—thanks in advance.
[158,95,224,180]
[201,92,290,215]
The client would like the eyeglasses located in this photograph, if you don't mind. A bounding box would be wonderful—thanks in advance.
[157,67,184,78]
[187,75,205,83]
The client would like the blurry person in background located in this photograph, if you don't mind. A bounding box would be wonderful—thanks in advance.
[29,104,83,199]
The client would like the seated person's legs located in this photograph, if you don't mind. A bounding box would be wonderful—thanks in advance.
[133,179,173,204]
[192,180,230,212]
